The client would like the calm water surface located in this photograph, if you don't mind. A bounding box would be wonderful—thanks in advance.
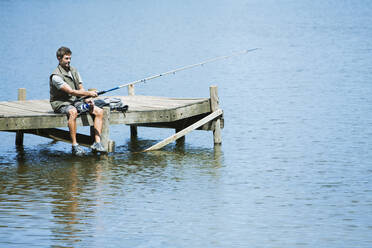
[1,0,372,247]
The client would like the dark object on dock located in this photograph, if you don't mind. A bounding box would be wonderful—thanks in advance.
[93,98,128,112]
[0,86,223,152]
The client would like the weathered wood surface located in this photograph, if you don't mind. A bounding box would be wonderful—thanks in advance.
[144,109,223,152]
[0,95,215,131]
[15,88,26,146]
[210,85,222,144]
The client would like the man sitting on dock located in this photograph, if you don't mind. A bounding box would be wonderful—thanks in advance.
[50,46,106,155]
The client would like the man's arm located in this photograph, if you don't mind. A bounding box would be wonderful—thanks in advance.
[60,83,97,98]
[50,74,97,98]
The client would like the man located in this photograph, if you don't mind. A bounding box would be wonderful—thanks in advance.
[50,46,106,155]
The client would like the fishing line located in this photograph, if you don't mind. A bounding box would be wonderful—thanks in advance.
[77,48,260,102]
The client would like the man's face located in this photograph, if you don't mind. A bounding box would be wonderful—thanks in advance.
[59,54,71,70]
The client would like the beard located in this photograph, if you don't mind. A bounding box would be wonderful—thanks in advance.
[61,63,70,71]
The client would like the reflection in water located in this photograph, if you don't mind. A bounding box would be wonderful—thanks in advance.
[15,146,26,165]
[50,163,82,246]
[0,138,224,246]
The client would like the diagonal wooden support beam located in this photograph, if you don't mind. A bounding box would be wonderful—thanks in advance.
[144,109,223,152]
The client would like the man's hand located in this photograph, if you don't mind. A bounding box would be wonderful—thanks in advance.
[87,90,98,97]
[84,99,94,104]
[84,99,95,112]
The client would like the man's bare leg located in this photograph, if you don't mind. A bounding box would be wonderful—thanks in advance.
[91,106,103,143]
[68,107,79,145]
[67,107,86,156]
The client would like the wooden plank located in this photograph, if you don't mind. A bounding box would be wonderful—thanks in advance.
[210,86,222,144]
[198,116,224,130]
[4,100,51,108]
[0,104,41,116]
[0,96,209,116]
[116,95,209,111]
[0,114,94,131]
[109,100,211,125]
[7,101,52,111]
[132,114,224,131]
[0,103,55,117]
[122,95,207,101]
[144,109,223,151]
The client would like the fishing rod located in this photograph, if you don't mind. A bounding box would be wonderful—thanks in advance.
[77,48,259,102]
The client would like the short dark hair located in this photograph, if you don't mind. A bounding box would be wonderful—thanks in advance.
[56,46,72,59]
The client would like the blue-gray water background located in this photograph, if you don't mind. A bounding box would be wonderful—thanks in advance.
[1,0,372,247]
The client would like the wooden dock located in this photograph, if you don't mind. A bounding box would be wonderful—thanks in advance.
[0,86,223,152]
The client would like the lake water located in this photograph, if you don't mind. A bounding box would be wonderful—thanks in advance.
[1,0,372,247]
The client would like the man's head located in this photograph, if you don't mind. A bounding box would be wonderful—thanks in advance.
[56,46,72,71]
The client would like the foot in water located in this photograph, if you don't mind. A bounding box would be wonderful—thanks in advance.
[91,142,107,153]
[72,144,86,156]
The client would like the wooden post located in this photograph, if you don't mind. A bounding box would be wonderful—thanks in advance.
[90,126,96,144]
[128,84,135,96]
[108,140,115,152]
[128,84,138,138]
[18,88,26,101]
[210,85,222,144]
[130,125,138,138]
[15,88,26,146]
[101,107,115,152]
[175,127,185,144]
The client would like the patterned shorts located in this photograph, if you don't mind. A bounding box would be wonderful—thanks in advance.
[56,105,75,116]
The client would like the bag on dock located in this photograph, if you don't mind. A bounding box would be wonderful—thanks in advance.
[94,98,128,112]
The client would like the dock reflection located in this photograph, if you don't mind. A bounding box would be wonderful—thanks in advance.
[0,140,224,246]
